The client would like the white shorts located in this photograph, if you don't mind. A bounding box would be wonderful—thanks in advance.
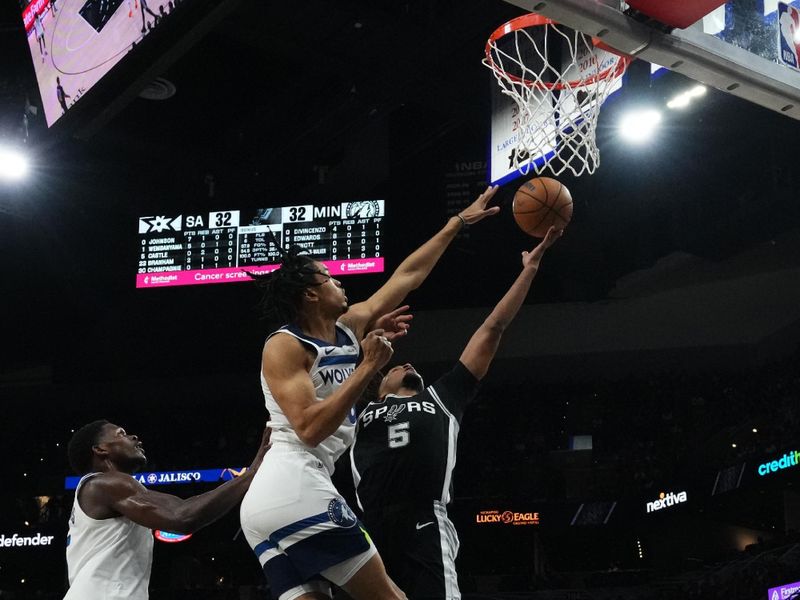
[240,444,376,600]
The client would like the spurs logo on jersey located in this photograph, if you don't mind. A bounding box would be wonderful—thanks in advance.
[360,400,436,427]
[383,404,406,423]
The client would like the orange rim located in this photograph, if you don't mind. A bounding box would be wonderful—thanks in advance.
[484,13,632,90]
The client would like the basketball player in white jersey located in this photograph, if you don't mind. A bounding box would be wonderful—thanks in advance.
[240,186,500,600]
[65,420,270,599]
[351,227,562,599]
[34,12,47,59]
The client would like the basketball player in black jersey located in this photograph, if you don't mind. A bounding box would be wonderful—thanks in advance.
[350,226,562,599]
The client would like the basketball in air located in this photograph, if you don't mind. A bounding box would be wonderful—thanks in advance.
[512,177,573,237]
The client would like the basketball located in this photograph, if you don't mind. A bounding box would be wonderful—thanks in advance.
[512,177,573,237]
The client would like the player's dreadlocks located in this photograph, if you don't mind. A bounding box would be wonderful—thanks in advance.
[67,420,110,475]
[249,245,327,325]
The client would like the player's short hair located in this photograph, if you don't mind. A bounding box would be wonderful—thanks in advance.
[68,420,110,475]
[249,245,326,324]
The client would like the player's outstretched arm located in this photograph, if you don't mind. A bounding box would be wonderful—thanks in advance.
[342,186,500,338]
[263,330,393,447]
[81,430,271,534]
[459,226,562,381]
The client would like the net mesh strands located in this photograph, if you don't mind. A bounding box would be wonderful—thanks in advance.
[484,15,630,176]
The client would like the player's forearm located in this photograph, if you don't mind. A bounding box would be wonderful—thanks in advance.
[297,363,378,447]
[482,265,538,333]
[459,265,539,380]
[391,217,463,289]
[172,472,254,533]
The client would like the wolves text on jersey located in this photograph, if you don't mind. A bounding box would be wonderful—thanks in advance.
[320,366,355,386]
[360,400,437,427]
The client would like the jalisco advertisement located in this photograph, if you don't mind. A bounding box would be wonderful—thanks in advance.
[65,467,247,489]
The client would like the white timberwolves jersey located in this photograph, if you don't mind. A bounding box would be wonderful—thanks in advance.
[262,321,360,474]
[65,474,154,600]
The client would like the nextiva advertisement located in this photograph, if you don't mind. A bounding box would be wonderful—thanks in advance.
[757,451,800,477]
[65,467,247,490]
[645,490,688,514]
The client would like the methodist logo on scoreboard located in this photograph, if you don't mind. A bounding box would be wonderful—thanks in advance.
[476,510,540,526]
[757,450,800,477]
[645,491,688,513]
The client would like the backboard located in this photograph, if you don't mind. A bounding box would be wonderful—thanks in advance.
[500,0,800,120]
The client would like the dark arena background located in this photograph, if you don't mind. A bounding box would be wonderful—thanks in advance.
[1,0,800,598]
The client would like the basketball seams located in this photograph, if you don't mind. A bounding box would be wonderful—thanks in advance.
[523,180,557,235]
[550,192,573,224]
[513,177,572,236]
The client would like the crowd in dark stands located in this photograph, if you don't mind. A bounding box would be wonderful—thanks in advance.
[1,349,799,598]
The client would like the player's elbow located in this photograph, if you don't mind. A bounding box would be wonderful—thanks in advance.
[295,424,325,448]
[170,512,199,535]
[482,316,509,336]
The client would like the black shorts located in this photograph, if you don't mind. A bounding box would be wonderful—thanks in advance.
[364,500,460,600]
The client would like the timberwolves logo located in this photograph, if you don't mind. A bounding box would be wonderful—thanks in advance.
[383,404,406,423]
[327,498,358,528]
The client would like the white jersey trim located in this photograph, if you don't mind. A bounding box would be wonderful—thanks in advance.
[433,500,461,599]
[428,386,459,504]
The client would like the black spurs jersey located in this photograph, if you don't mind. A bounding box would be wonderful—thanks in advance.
[350,362,479,513]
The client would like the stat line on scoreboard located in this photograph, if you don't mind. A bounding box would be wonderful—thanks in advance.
[135,258,385,288]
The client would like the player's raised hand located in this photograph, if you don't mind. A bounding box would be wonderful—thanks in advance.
[522,226,563,270]
[458,185,501,225]
[361,329,394,370]
[248,428,272,473]
[373,305,413,342]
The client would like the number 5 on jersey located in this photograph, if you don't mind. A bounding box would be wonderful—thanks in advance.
[388,422,410,448]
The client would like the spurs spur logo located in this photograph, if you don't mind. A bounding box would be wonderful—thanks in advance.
[383,404,406,423]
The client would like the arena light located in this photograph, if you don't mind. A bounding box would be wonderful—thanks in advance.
[667,94,691,109]
[619,109,662,143]
[667,85,707,109]
[0,146,29,181]
[689,85,707,98]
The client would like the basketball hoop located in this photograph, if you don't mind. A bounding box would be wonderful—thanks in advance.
[483,14,632,177]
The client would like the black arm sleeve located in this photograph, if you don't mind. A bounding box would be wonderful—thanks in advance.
[427,361,480,421]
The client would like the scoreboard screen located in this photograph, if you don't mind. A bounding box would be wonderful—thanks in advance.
[136,201,384,288]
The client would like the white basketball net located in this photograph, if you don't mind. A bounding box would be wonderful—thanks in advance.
[483,17,629,177]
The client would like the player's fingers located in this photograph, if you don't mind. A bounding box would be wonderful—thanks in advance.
[386,304,410,318]
[477,186,490,206]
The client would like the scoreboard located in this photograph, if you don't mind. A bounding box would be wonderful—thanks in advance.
[136,201,384,288]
